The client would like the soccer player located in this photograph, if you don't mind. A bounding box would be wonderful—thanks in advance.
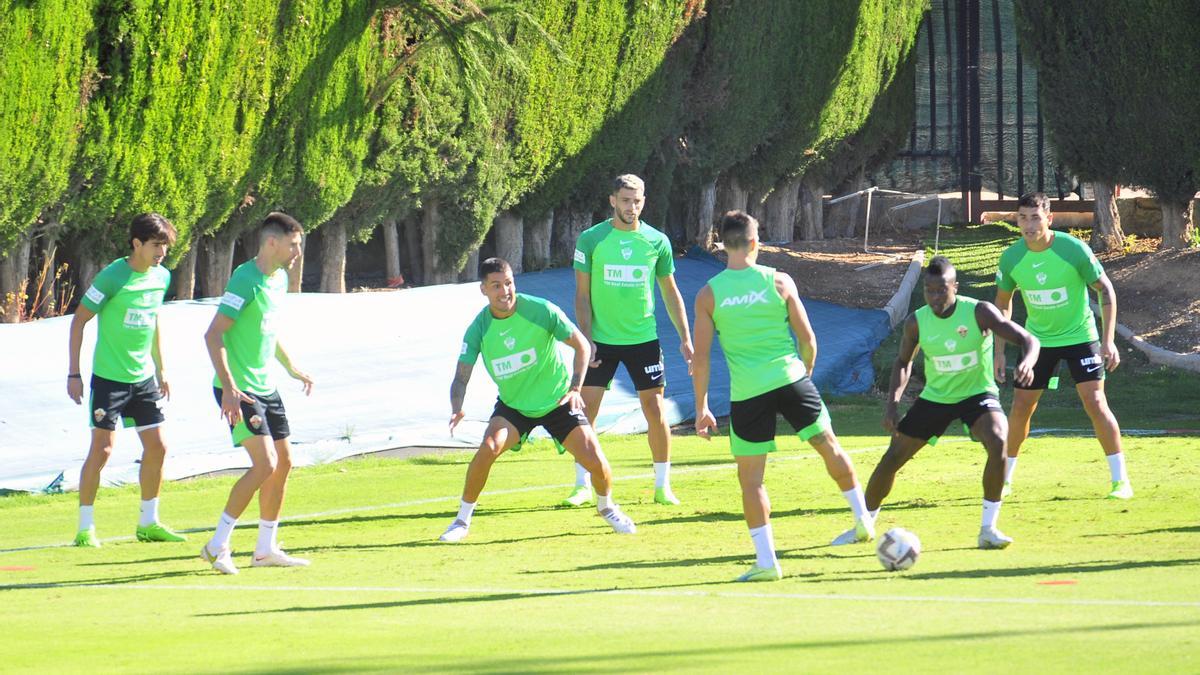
[565,174,693,507]
[993,192,1131,499]
[441,257,637,542]
[693,211,873,582]
[67,213,186,547]
[863,256,1040,549]
[200,213,314,574]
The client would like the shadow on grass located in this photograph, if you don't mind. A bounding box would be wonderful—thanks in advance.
[898,557,1200,581]
[1082,524,1200,538]
[0,567,209,590]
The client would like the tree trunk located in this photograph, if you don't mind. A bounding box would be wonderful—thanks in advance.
[493,211,524,274]
[1158,198,1195,250]
[763,180,800,243]
[1089,182,1125,253]
[551,207,591,266]
[0,233,32,323]
[523,210,553,271]
[381,219,404,286]
[798,178,825,240]
[286,231,306,293]
[173,244,197,300]
[421,197,453,285]
[693,178,718,249]
[402,216,423,283]
[318,221,347,293]
[458,247,480,282]
[198,232,237,298]
[718,175,749,216]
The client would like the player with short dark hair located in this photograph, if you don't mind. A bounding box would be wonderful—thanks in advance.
[693,211,873,582]
[67,213,184,547]
[566,174,694,507]
[440,258,636,541]
[200,212,314,574]
[994,192,1131,499]
[863,256,1040,549]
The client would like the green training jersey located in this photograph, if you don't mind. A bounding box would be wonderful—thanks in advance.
[460,294,577,417]
[915,296,997,404]
[708,264,807,402]
[81,258,170,383]
[573,218,674,345]
[214,260,287,395]
[995,231,1102,347]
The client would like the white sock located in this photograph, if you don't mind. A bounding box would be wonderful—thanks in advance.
[78,505,95,531]
[208,512,237,553]
[456,500,476,526]
[574,463,591,489]
[869,508,881,520]
[256,520,279,555]
[1004,456,1018,483]
[653,462,670,490]
[842,486,868,521]
[982,499,1002,529]
[748,524,778,569]
[139,498,159,527]
[597,493,614,512]
[1106,453,1128,482]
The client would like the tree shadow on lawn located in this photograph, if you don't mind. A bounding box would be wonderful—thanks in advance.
[1082,524,1200,537]
[0,566,212,590]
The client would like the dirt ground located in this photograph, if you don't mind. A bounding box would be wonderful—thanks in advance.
[715,233,923,309]
[1099,239,1200,354]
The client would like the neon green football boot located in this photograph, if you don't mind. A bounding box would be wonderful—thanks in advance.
[74,527,100,548]
[560,485,594,507]
[736,563,783,582]
[136,522,188,543]
[1107,479,1133,500]
[654,487,681,506]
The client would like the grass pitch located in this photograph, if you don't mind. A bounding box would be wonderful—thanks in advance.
[2,224,1198,673]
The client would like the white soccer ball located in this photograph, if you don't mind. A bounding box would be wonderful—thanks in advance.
[876,527,921,571]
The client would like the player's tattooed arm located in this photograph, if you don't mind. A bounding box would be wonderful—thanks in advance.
[449,360,474,434]
[778,272,817,374]
[692,286,717,438]
[884,315,920,432]
[976,301,1039,387]
[1089,274,1120,371]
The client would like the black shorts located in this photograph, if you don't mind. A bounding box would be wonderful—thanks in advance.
[492,399,589,453]
[897,393,1003,443]
[213,387,290,446]
[728,377,831,455]
[89,375,165,431]
[583,339,665,391]
[1015,341,1105,390]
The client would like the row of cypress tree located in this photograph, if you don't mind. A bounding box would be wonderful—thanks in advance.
[1,0,928,319]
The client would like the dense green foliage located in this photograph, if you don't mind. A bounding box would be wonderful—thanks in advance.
[1,0,925,284]
[677,0,926,192]
[1014,1,1200,239]
[0,0,94,253]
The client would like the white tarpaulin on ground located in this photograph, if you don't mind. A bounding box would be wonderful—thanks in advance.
[0,285,619,493]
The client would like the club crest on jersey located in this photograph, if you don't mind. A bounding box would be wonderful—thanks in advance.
[943,339,958,351]
[719,289,769,308]
[504,336,516,351]
[957,325,969,338]
[621,247,633,261]
[1036,272,1048,285]
[93,408,107,423]
[249,414,263,430]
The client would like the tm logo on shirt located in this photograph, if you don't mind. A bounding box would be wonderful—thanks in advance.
[123,309,155,329]
[719,290,769,308]
[1024,287,1069,309]
[932,352,979,373]
[603,264,650,286]
[491,348,537,379]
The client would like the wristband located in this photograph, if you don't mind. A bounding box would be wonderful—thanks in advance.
[67,374,82,379]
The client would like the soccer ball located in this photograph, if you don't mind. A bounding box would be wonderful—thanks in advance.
[876,527,921,571]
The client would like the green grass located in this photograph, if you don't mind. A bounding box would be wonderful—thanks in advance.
[2,223,1197,673]
[2,420,1198,673]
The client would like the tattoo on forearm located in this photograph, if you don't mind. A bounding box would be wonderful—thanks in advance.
[570,370,584,390]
